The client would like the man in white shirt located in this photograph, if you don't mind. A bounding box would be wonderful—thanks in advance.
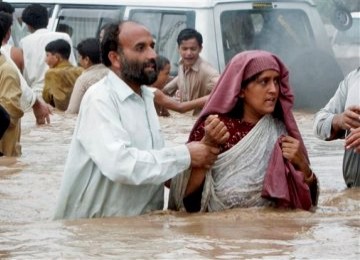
[313,68,360,187]
[54,21,221,219]
[0,10,51,124]
[20,4,76,96]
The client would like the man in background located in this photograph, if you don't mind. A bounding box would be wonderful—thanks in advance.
[42,39,82,111]
[0,14,22,157]
[66,38,109,114]
[313,68,360,187]
[162,28,219,115]
[0,9,52,124]
[20,4,76,96]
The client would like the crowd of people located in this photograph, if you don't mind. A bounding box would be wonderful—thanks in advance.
[0,2,358,220]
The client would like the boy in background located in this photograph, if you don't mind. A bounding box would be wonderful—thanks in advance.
[42,39,83,111]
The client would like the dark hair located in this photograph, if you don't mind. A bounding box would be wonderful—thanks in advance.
[101,21,122,67]
[77,38,101,64]
[0,2,15,14]
[0,11,12,42]
[177,28,203,47]
[227,71,262,119]
[21,4,48,30]
[57,23,73,37]
[241,72,259,89]
[155,55,170,71]
[45,39,71,60]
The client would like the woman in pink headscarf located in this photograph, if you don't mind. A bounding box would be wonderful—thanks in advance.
[168,50,319,213]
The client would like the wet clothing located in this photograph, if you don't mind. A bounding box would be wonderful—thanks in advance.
[169,50,318,212]
[20,28,76,96]
[314,68,360,187]
[1,45,36,112]
[190,116,256,153]
[66,64,109,114]
[171,115,286,212]
[42,61,83,111]
[163,57,219,115]
[54,70,191,219]
[0,55,23,156]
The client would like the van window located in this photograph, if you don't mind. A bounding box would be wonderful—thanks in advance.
[11,4,55,46]
[56,5,124,49]
[220,9,315,64]
[129,10,195,75]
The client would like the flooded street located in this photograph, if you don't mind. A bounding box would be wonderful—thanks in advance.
[0,110,359,259]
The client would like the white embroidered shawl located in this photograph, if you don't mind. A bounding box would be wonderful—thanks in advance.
[168,115,286,212]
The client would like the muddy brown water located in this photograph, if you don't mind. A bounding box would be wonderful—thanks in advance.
[0,110,359,259]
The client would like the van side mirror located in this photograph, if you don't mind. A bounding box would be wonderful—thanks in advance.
[331,7,352,31]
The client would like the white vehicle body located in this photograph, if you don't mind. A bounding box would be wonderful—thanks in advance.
[7,0,345,109]
[331,12,360,76]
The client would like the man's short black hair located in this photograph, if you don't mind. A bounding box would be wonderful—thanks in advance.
[101,21,122,67]
[0,11,12,42]
[0,2,15,14]
[45,39,71,60]
[77,38,101,64]
[57,23,73,37]
[21,4,48,30]
[177,28,203,47]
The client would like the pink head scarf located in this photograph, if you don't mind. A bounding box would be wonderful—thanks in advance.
[191,50,308,160]
[190,50,313,210]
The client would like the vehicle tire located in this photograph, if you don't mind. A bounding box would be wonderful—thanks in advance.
[331,7,353,31]
[287,48,344,110]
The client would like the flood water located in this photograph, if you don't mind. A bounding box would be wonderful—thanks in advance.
[0,110,359,259]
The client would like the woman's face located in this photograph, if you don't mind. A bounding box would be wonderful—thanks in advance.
[240,69,280,122]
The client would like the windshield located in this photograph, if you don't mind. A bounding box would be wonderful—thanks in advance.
[220,9,315,65]
[129,9,195,76]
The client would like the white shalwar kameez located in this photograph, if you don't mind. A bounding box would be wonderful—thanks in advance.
[54,71,191,219]
[20,28,77,96]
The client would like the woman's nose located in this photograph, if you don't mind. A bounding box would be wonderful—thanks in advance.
[268,80,278,92]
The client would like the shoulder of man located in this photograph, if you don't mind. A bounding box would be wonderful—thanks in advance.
[45,68,61,78]
[19,33,33,46]
[0,58,19,78]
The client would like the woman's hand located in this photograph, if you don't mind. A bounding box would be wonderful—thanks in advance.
[281,135,313,182]
[201,114,230,147]
[281,136,307,169]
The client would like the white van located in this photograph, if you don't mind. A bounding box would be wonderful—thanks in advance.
[331,12,360,76]
[7,0,345,109]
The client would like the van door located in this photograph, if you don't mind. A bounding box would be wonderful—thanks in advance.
[213,1,343,109]
[127,8,195,76]
[214,2,317,70]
